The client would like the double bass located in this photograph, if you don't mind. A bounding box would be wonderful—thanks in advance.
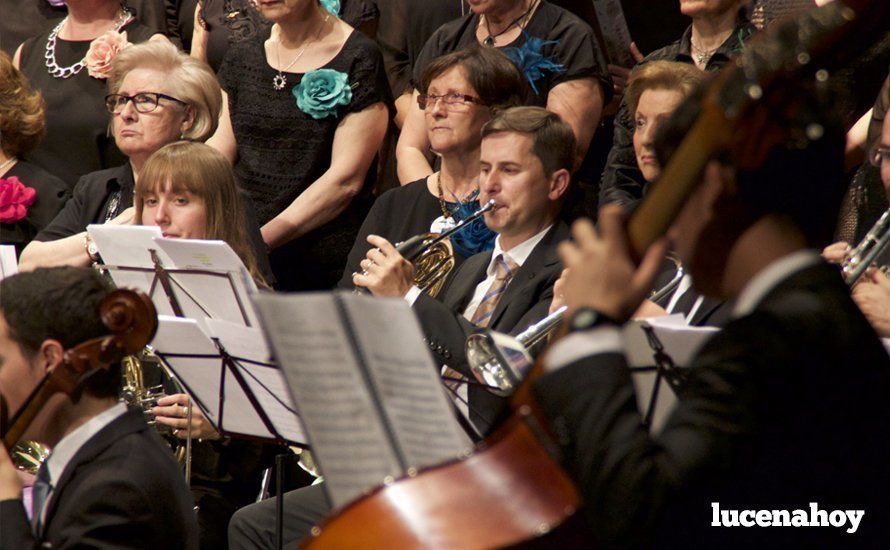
[1,289,157,457]
[303,0,890,547]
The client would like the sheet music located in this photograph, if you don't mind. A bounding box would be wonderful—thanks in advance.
[592,0,635,67]
[341,294,472,470]
[203,318,306,444]
[89,226,258,326]
[153,237,259,326]
[151,316,305,443]
[0,245,17,280]
[624,315,718,434]
[88,225,178,315]
[253,293,403,508]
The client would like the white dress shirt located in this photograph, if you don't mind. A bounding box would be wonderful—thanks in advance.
[36,402,128,523]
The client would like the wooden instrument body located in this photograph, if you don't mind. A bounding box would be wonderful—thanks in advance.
[301,1,890,547]
[304,407,583,550]
[0,289,157,451]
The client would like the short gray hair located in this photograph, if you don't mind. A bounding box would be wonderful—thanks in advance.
[108,41,221,142]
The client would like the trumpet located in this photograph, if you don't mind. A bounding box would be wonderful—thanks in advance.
[467,305,567,397]
[650,254,685,303]
[842,208,890,286]
[467,252,685,396]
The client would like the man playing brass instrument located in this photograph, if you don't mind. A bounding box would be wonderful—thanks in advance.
[532,91,890,545]
[354,105,574,436]
[0,267,198,549]
[227,106,574,549]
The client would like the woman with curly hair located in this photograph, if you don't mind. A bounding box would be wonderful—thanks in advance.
[0,51,68,256]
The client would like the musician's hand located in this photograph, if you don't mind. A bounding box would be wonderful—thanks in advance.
[852,269,890,337]
[558,206,669,323]
[632,299,669,319]
[604,41,644,116]
[353,235,415,297]
[152,393,221,440]
[0,444,23,501]
[822,241,850,265]
[549,268,568,314]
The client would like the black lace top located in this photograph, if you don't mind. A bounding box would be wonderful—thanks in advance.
[218,27,392,290]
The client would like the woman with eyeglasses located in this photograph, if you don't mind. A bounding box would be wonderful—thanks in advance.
[338,45,526,291]
[19,40,270,280]
[395,0,610,186]
[13,0,167,189]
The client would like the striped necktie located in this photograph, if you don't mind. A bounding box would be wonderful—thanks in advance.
[441,253,520,398]
[470,253,519,328]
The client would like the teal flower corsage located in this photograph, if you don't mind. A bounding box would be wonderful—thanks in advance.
[292,69,353,119]
[503,31,566,95]
[320,0,340,16]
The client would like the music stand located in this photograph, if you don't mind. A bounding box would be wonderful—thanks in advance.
[88,225,259,326]
[624,315,718,434]
[150,316,306,446]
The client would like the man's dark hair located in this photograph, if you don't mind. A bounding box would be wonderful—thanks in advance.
[0,267,120,400]
[654,87,846,247]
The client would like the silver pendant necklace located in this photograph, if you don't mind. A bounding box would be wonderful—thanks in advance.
[44,9,132,79]
[272,12,331,90]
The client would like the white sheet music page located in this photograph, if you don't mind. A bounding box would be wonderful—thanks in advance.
[0,245,18,280]
[87,225,177,314]
[624,315,719,434]
[203,318,307,444]
[341,294,472,470]
[153,237,259,327]
[252,293,403,509]
[150,316,278,441]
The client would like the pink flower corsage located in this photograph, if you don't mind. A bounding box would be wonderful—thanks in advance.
[85,30,131,79]
[0,176,37,224]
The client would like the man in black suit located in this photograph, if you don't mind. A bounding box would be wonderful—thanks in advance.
[0,267,198,549]
[355,106,574,436]
[227,107,575,549]
[532,93,890,547]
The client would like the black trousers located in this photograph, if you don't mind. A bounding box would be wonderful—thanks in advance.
[228,483,331,549]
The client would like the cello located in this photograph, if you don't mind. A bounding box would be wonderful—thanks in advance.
[304,0,890,546]
[1,289,157,455]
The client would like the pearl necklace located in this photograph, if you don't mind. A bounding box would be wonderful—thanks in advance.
[44,9,133,79]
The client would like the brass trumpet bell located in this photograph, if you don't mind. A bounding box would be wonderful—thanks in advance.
[467,306,567,397]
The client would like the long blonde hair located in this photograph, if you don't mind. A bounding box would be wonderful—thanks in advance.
[135,142,266,285]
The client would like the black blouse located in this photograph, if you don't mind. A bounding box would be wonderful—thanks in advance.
[0,160,69,256]
[218,27,392,290]
[337,177,463,290]
[19,18,158,189]
[33,163,275,283]
[412,0,610,104]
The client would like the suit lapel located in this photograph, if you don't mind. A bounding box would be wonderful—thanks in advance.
[488,223,567,330]
[43,408,147,530]
[443,251,492,313]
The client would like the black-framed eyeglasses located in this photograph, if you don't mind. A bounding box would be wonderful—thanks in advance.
[104,92,189,114]
[870,145,890,168]
[417,92,484,111]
